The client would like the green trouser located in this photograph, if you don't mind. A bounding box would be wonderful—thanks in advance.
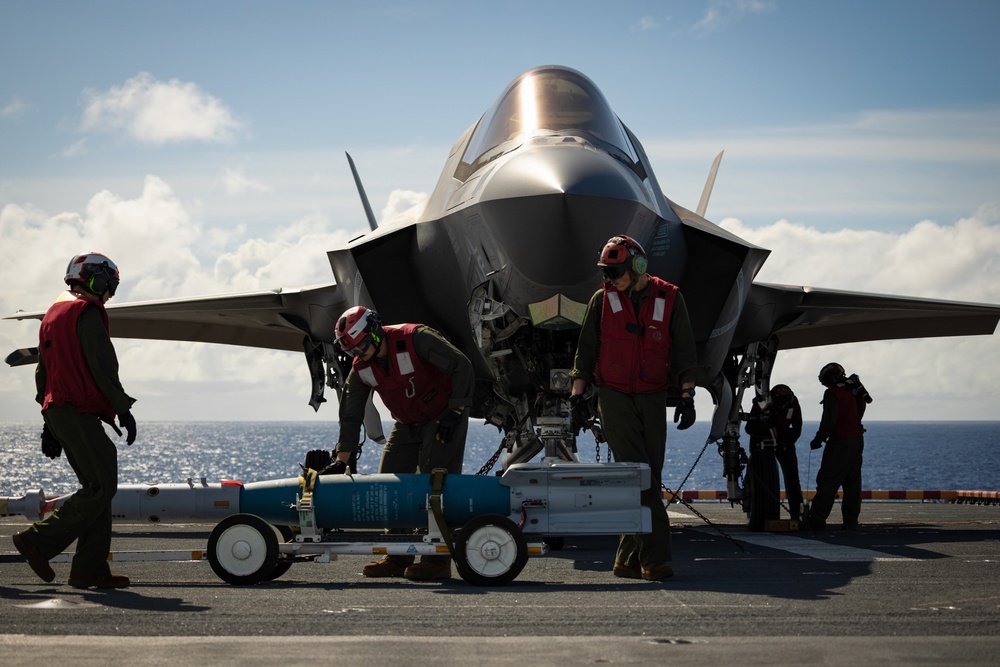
[810,435,865,527]
[598,387,671,566]
[378,412,468,564]
[25,404,118,577]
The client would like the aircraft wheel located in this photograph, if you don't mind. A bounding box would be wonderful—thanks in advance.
[543,535,565,551]
[746,448,780,531]
[265,525,296,581]
[454,514,528,586]
[208,514,279,585]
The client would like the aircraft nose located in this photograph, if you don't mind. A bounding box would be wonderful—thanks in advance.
[477,141,652,205]
[466,142,660,290]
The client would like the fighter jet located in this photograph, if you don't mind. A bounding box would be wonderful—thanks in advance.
[7,65,1000,526]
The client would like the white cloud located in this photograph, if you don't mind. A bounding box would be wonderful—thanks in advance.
[721,204,1000,302]
[222,167,272,196]
[719,207,1000,420]
[633,16,660,32]
[651,109,1000,162]
[80,72,243,145]
[1,96,29,119]
[1,171,996,422]
[380,189,428,224]
[0,174,359,421]
[694,0,776,33]
[61,138,88,158]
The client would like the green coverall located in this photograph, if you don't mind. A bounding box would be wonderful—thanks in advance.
[571,283,701,567]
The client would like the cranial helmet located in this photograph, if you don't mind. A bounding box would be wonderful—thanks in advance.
[64,253,120,297]
[597,235,647,280]
[771,384,794,405]
[336,306,384,356]
[818,362,846,387]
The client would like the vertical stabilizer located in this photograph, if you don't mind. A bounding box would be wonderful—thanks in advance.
[346,152,379,231]
[696,150,724,218]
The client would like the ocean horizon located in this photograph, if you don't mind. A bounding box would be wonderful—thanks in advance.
[2,420,997,498]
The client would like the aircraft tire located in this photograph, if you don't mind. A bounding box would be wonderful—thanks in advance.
[208,514,280,585]
[264,525,296,581]
[454,514,528,586]
[745,448,781,531]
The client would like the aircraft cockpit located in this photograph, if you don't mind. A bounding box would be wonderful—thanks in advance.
[458,66,640,178]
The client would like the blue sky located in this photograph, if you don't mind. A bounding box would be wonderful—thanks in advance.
[2,0,998,423]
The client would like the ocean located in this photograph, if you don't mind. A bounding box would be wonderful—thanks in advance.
[1,420,997,498]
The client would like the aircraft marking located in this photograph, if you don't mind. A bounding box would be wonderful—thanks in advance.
[693,527,916,562]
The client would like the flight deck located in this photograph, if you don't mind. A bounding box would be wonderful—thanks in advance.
[2,500,997,665]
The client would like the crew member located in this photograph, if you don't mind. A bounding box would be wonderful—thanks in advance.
[745,384,804,522]
[570,235,701,581]
[13,253,137,589]
[805,362,873,531]
[330,306,474,581]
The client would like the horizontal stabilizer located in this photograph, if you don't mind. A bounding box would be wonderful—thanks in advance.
[5,347,39,367]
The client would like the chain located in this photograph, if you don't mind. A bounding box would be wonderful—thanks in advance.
[666,438,747,553]
[476,443,505,476]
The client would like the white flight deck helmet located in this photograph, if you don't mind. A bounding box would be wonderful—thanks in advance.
[64,252,120,297]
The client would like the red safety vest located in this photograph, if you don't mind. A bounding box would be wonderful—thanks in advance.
[827,384,865,439]
[774,399,802,448]
[353,324,452,424]
[39,292,116,420]
[595,276,677,394]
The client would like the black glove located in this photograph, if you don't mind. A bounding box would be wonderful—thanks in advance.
[303,449,332,472]
[569,394,593,434]
[673,396,696,430]
[436,410,463,444]
[41,424,62,459]
[810,437,823,450]
[319,459,348,475]
[118,411,137,446]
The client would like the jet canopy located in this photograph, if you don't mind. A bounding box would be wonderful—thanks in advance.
[461,66,638,171]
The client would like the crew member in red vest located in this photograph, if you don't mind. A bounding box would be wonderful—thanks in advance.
[570,235,701,581]
[13,253,136,589]
[330,306,474,581]
[804,362,873,531]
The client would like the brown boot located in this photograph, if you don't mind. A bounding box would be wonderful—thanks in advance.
[12,532,55,583]
[612,562,642,579]
[68,572,130,589]
[403,559,451,581]
[641,562,674,581]
[362,556,410,578]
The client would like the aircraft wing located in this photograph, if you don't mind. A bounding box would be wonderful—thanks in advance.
[740,282,1000,350]
[4,283,347,353]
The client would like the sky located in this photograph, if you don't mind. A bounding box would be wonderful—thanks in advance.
[1,0,998,425]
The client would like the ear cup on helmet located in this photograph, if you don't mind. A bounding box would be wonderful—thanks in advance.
[632,253,647,275]
[88,272,110,295]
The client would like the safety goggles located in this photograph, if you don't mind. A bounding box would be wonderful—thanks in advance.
[342,337,372,358]
[602,264,628,281]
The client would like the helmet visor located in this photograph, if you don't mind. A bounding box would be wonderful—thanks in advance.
[602,264,628,281]
[342,336,372,358]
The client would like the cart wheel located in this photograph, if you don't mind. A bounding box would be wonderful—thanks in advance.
[454,514,528,586]
[208,514,279,585]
